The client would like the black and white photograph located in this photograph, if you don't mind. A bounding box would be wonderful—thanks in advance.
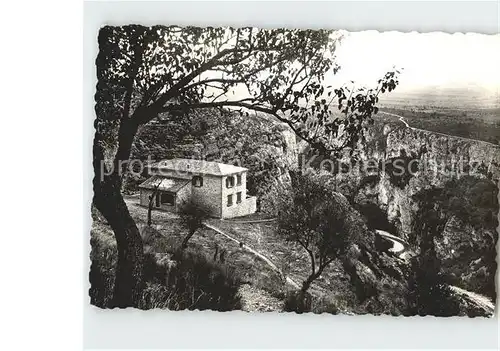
[90,24,499,317]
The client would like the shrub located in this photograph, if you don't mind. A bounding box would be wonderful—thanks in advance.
[89,227,117,307]
[356,202,397,233]
[383,149,419,189]
[89,226,242,310]
[311,295,343,314]
[283,290,312,313]
[140,251,242,311]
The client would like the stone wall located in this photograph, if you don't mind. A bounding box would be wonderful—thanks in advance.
[139,185,191,213]
[221,171,258,218]
[191,174,223,217]
[223,195,257,218]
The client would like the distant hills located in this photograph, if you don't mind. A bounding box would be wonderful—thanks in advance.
[379,84,499,109]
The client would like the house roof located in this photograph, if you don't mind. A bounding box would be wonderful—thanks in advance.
[149,158,248,176]
[138,175,190,193]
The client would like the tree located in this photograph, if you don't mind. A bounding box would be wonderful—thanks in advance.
[276,172,350,309]
[408,202,460,316]
[147,182,161,227]
[178,201,210,251]
[93,25,399,307]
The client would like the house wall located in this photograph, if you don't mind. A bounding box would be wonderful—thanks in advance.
[144,169,256,218]
[223,195,257,218]
[140,189,153,207]
[190,174,223,217]
[221,171,256,218]
[174,184,192,211]
[139,188,176,213]
[139,185,191,213]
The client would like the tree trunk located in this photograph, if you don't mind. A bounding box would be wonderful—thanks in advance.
[147,185,160,227]
[181,229,197,250]
[300,273,316,297]
[147,204,153,227]
[93,120,144,308]
[295,272,318,312]
[93,174,144,307]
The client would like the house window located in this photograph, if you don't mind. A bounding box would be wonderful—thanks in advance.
[226,176,235,188]
[236,174,242,186]
[160,192,175,206]
[165,138,172,149]
[236,192,242,204]
[192,175,203,187]
[227,194,233,207]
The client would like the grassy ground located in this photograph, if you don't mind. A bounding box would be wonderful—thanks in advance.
[122,194,287,310]
[121,195,357,312]
[209,219,356,302]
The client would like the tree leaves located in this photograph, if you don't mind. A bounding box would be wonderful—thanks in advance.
[95,25,399,159]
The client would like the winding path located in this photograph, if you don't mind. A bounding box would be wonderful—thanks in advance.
[448,285,495,315]
[204,221,496,314]
[203,221,300,289]
[374,229,495,313]
[379,110,500,148]
[205,222,409,288]
[380,111,411,128]
[375,230,407,252]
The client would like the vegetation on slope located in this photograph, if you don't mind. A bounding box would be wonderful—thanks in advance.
[89,208,242,311]
[409,176,498,315]
[127,108,295,208]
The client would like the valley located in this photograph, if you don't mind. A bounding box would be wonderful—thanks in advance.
[91,102,499,316]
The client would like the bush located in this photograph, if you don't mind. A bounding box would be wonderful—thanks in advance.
[139,251,242,311]
[356,202,397,233]
[283,290,312,313]
[89,226,242,310]
[311,295,344,314]
[383,149,419,189]
[89,232,116,308]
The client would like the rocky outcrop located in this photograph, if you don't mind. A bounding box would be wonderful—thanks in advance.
[434,215,497,299]
[320,190,412,315]
[320,122,500,240]
[448,285,495,317]
[343,243,411,315]
[299,120,499,315]
[378,127,500,238]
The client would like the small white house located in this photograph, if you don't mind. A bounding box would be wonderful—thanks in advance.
[139,158,257,218]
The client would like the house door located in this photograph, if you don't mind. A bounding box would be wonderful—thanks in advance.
[160,192,175,206]
[155,193,160,207]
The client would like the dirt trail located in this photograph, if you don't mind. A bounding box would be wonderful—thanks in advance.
[203,221,300,289]
[380,111,410,128]
[448,285,495,314]
[379,111,500,147]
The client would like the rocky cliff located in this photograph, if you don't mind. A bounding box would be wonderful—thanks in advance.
[296,119,498,313]
[379,126,500,239]
[312,122,500,240]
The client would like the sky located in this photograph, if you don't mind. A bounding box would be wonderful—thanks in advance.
[329,31,500,93]
[209,30,499,109]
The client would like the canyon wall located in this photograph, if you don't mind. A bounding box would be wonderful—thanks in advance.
[302,122,500,240]
[376,126,500,240]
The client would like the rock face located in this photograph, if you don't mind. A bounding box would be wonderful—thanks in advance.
[299,120,499,314]
[319,190,412,315]
[379,127,500,239]
[342,245,411,315]
[448,285,495,317]
[433,215,497,299]
[314,122,500,241]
